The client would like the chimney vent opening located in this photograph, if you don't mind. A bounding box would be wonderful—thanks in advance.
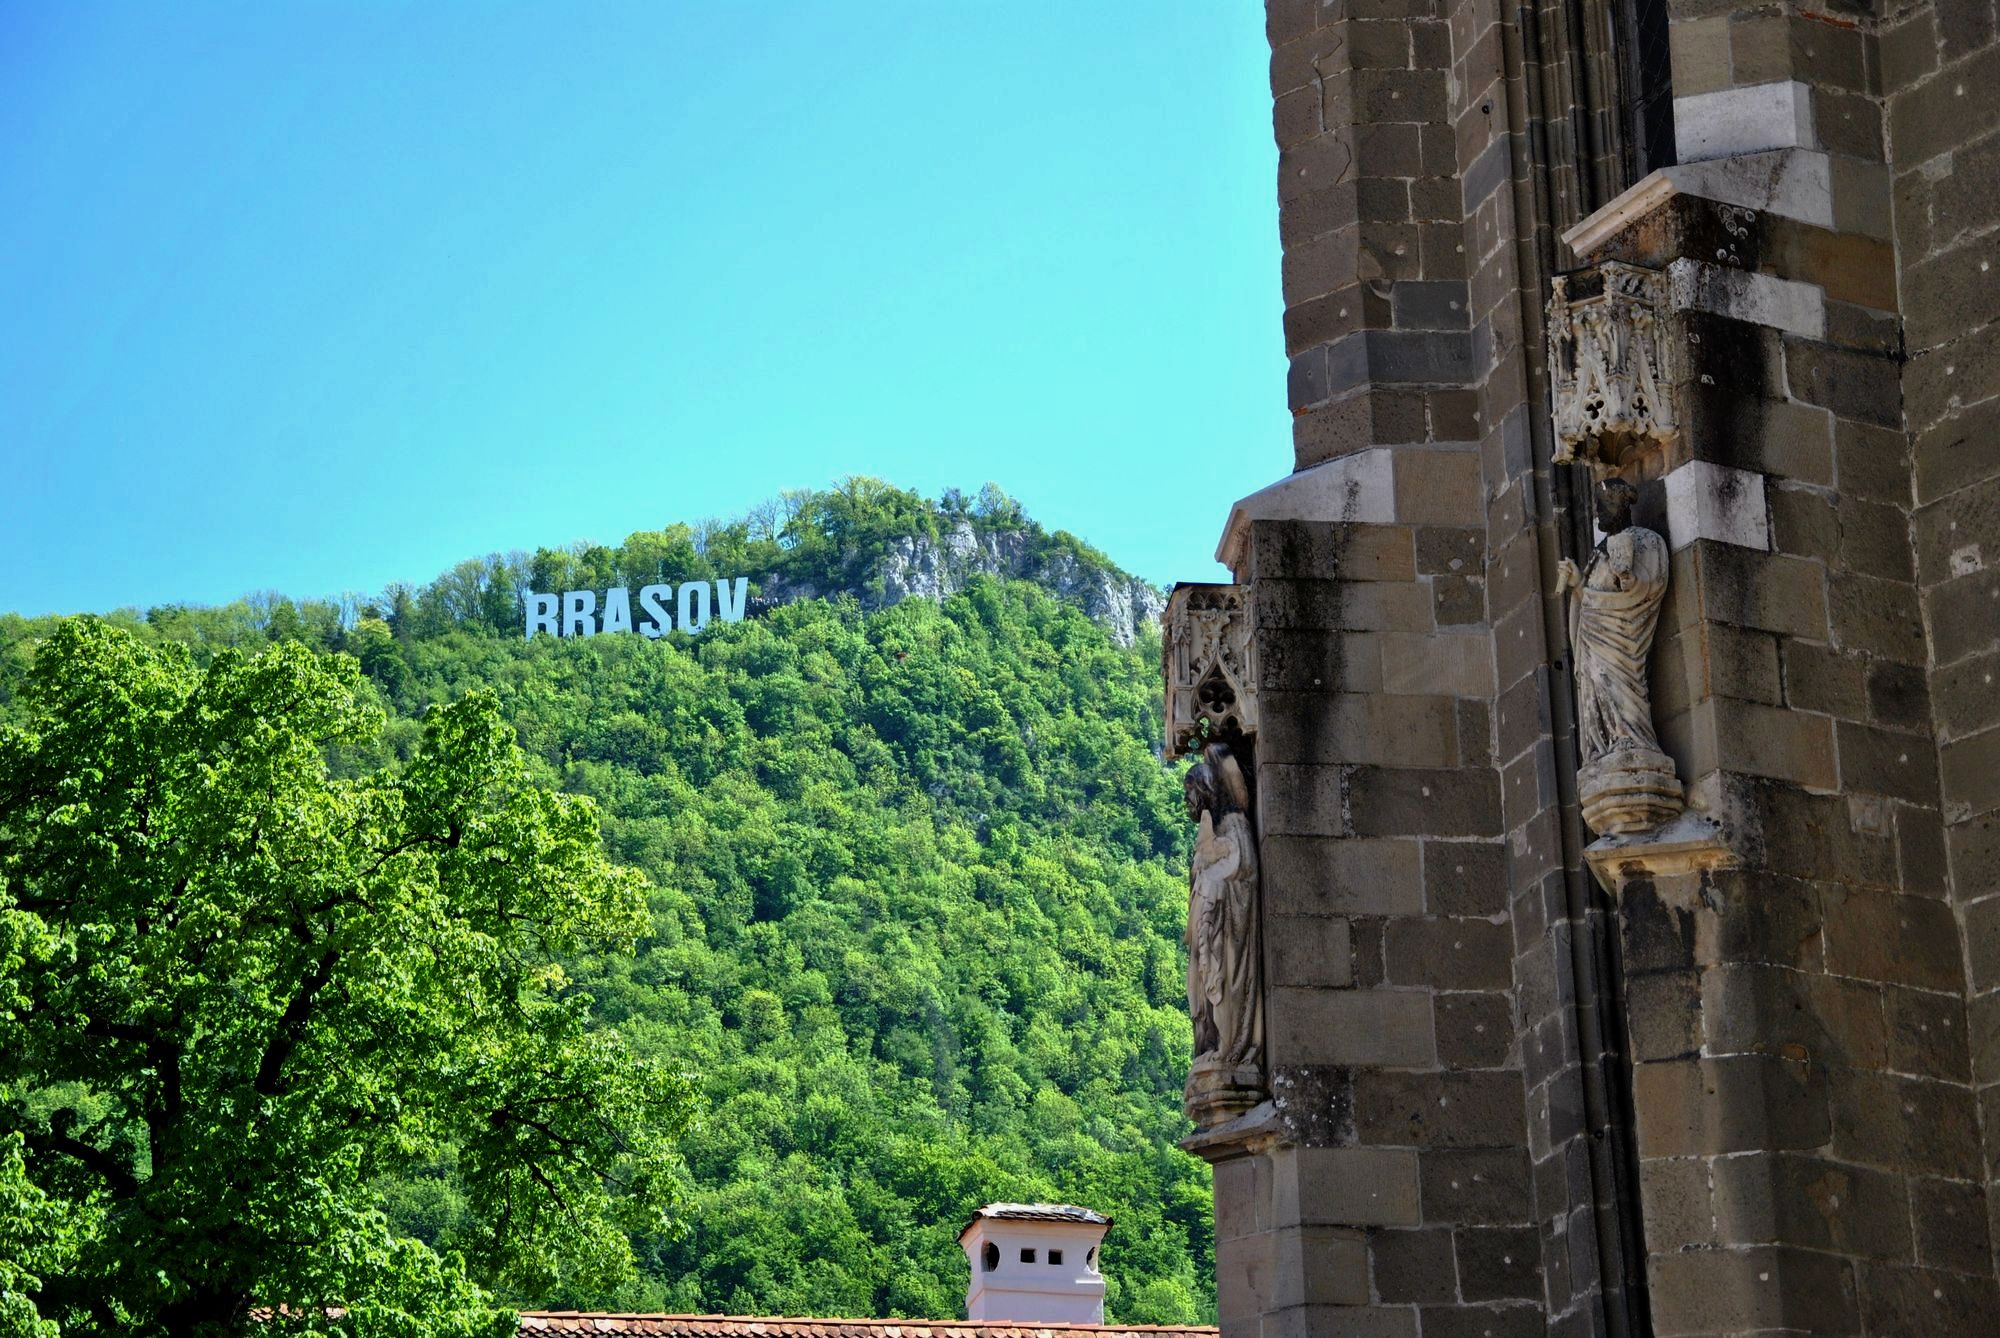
[1049,1250,1063,1266]
[1020,1248,1036,1264]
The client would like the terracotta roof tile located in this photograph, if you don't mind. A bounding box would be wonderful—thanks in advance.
[514,1315,1215,1338]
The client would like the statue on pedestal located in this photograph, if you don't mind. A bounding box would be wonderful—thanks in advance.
[1183,741,1264,1126]
[1558,478,1684,835]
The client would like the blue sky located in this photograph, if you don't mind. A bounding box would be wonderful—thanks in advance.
[0,3,1283,616]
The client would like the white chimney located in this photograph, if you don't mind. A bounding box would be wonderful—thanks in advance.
[959,1203,1111,1324]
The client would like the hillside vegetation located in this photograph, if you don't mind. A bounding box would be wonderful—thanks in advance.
[0,481,1212,1323]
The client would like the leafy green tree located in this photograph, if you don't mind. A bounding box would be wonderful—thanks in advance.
[0,622,690,1338]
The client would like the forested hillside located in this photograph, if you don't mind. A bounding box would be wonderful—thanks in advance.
[0,482,1212,1323]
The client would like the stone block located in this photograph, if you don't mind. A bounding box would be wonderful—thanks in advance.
[1258,691,1460,768]
[1271,1145,1423,1227]
[1953,814,2000,902]
[1830,571,1927,664]
[1265,1227,1372,1308]
[1262,1307,1419,1338]
[1637,1156,1714,1251]
[1411,1306,1542,1338]
[1352,1069,1526,1148]
[1829,1069,1982,1178]
[1384,917,1513,991]
[1930,646,2000,744]
[1379,631,1494,697]
[1694,542,1830,641]
[1914,390,2000,507]
[1884,985,1971,1082]
[1260,764,1350,837]
[1414,526,1483,575]
[1824,885,1964,991]
[1250,520,1418,584]
[1733,775,1900,887]
[1262,835,1424,917]
[1435,992,1514,1069]
[1268,987,1437,1069]
[1780,638,1867,717]
[1867,658,1932,732]
[1710,1152,1913,1261]
[1912,1177,1990,1275]
[1422,839,1506,916]
[1925,566,2000,668]
[1418,1146,1532,1225]
[1631,1055,1830,1158]
[1700,961,1889,1069]
[1707,696,1837,789]
[1895,803,1949,899]
[1453,1225,1540,1301]
[1836,720,1941,806]
[1369,1226,1456,1303]
[1626,970,1702,1062]
[1856,1261,2000,1335]
[1692,869,1824,971]
[1269,913,1356,989]
[1259,628,1385,694]
[1430,576,1484,627]
[1970,895,2000,993]
[1214,1154,1271,1241]
[1767,481,1839,564]
[1217,1230,1273,1326]
[1647,1245,1858,1335]
[1346,766,1501,837]
[1941,726,2000,819]
[1391,448,1484,524]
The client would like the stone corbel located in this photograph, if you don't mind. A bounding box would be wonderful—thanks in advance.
[1162,583,1256,760]
[1547,261,1679,468]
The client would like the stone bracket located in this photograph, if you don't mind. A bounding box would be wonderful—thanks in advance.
[1583,811,1740,893]
[1547,261,1679,467]
[1163,582,1257,759]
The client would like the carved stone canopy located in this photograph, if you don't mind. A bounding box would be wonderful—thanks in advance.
[1548,261,1679,467]
[1162,583,1256,760]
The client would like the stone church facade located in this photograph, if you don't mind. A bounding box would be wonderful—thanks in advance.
[1165,0,2000,1333]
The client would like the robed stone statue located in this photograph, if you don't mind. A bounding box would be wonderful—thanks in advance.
[1557,478,1684,835]
[1183,741,1264,1125]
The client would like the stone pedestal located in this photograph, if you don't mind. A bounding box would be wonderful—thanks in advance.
[1578,746,1685,836]
[1184,1059,1264,1129]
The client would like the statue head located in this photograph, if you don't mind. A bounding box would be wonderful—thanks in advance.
[1186,741,1249,822]
[1184,762,1221,822]
[1596,477,1638,535]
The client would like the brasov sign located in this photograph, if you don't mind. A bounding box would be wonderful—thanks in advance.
[524,578,753,639]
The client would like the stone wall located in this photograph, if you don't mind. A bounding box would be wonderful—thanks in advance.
[1178,0,2000,1333]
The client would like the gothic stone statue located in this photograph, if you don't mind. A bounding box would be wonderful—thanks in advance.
[1183,741,1265,1125]
[1557,478,1684,835]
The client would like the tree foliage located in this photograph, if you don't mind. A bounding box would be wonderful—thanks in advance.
[0,623,689,1338]
[0,483,1208,1326]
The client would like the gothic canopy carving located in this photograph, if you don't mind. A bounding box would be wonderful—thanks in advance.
[1547,261,1678,466]
[1162,583,1255,760]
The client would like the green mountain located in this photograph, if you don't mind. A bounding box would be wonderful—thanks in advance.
[0,481,1211,1323]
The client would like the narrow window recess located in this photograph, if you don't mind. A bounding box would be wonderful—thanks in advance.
[1048,1250,1064,1266]
[1020,1248,1036,1264]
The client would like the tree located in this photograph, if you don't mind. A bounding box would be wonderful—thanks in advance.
[0,621,691,1338]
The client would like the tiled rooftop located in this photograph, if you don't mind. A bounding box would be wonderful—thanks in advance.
[517,1315,1213,1338]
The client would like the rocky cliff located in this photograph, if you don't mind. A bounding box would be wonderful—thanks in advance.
[768,520,1164,647]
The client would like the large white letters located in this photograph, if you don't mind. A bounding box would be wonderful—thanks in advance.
[678,581,710,633]
[525,576,759,639]
[562,589,597,637]
[602,586,633,635]
[714,576,748,623]
[639,584,673,637]
[525,592,559,639]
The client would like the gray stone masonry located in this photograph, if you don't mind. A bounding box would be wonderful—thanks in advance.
[1186,0,2000,1333]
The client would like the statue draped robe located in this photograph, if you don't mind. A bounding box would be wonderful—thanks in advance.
[1188,808,1262,1070]
[1569,525,1670,764]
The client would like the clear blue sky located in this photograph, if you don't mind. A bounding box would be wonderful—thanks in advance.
[1,3,1283,617]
